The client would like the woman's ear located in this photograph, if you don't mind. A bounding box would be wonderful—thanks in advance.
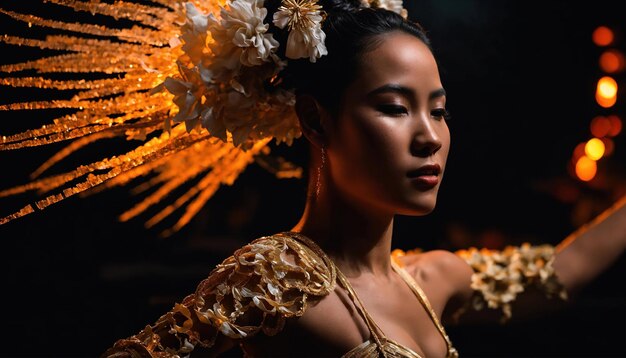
[295,94,329,149]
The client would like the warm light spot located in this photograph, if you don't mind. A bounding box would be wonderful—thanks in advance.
[585,138,605,160]
[597,76,618,98]
[596,76,618,108]
[600,50,625,73]
[601,137,614,156]
[575,156,597,181]
[607,115,622,137]
[593,26,614,46]
[590,116,611,137]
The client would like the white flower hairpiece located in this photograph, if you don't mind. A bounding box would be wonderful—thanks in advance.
[272,0,327,62]
[164,0,409,148]
[166,1,299,148]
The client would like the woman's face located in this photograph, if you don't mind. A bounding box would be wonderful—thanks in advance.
[326,31,450,216]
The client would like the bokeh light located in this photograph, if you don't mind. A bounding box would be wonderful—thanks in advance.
[592,26,614,46]
[607,115,622,137]
[599,49,625,73]
[597,76,618,97]
[575,156,597,181]
[596,76,618,107]
[585,138,605,160]
[590,116,611,137]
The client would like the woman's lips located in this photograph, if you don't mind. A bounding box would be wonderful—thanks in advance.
[407,164,441,189]
[410,175,439,188]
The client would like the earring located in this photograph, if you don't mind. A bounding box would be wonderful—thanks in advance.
[315,145,326,197]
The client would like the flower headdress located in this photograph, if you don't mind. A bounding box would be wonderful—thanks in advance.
[0,0,407,235]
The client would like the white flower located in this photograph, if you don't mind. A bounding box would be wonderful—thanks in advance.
[166,1,304,148]
[185,2,209,33]
[163,77,201,123]
[273,0,327,62]
[209,0,280,67]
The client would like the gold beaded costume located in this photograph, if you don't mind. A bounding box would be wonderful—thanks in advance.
[102,232,566,357]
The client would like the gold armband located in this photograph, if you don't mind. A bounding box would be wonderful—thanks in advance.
[455,243,568,322]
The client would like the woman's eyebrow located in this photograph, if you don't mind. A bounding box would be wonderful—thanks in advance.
[367,84,414,98]
[366,84,446,100]
[429,88,446,100]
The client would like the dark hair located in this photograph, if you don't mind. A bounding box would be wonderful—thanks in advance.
[265,0,431,114]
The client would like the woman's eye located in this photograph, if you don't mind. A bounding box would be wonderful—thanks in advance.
[377,104,408,116]
[431,108,451,121]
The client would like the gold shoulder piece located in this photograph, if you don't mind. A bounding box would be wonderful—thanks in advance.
[455,243,568,322]
[102,232,336,357]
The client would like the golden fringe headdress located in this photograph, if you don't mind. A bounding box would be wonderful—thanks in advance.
[0,0,407,236]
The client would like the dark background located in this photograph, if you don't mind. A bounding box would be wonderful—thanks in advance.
[0,1,625,357]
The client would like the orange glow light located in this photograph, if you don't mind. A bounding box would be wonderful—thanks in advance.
[600,49,625,73]
[575,156,597,182]
[590,116,611,137]
[607,115,622,137]
[593,26,614,46]
[596,76,618,108]
[585,138,605,160]
[597,76,618,98]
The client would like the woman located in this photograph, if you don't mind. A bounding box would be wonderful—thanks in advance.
[100,1,626,357]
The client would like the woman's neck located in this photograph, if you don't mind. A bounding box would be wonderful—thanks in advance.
[291,180,396,278]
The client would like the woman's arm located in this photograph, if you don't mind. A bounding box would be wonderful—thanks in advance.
[440,194,626,325]
[552,194,626,294]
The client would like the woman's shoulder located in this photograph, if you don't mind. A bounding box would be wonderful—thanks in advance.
[392,248,474,301]
[393,248,473,278]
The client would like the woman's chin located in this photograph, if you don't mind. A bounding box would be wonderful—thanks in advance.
[397,197,438,216]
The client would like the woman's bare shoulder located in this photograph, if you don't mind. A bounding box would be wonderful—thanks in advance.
[396,249,474,300]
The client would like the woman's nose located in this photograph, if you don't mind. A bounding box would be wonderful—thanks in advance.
[410,117,442,157]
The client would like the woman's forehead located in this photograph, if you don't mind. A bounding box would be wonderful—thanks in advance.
[355,32,442,94]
